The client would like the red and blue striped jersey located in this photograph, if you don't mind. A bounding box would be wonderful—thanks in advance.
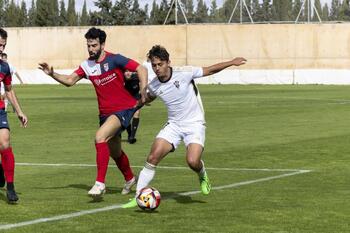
[0,60,12,109]
[74,51,139,116]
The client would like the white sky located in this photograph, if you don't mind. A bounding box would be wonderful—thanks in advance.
[22,0,332,13]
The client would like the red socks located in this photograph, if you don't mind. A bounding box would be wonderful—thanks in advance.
[1,147,15,183]
[112,150,134,182]
[95,142,110,183]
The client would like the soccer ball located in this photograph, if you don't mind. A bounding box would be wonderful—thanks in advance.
[136,187,161,211]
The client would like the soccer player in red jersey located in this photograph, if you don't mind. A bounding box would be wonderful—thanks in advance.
[0,28,28,203]
[39,27,148,199]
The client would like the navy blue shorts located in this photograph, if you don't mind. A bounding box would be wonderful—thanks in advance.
[0,109,9,130]
[99,107,140,129]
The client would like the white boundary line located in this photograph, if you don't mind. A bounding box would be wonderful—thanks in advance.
[16,162,308,172]
[0,165,312,231]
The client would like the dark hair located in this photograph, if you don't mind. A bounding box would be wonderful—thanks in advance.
[147,45,169,62]
[0,28,7,40]
[1,53,7,58]
[84,27,107,44]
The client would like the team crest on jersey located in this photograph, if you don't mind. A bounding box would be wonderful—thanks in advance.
[103,63,109,72]
[174,81,180,89]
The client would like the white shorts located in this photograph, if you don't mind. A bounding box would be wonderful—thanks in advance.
[156,121,206,149]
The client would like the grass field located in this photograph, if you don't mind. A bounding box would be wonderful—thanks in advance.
[0,84,349,232]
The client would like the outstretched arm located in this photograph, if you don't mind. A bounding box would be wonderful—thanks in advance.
[14,72,24,84]
[38,62,82,87]
[202,57,247,77]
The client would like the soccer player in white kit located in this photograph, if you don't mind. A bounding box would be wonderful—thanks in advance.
[123,45,246,208]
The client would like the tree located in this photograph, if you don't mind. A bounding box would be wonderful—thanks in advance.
[149,0,161,24]
[80,0,89,25]
[181,0,195,23]
[292,0,302,21]
[59,0,67,26]
[261,0,272,21]
[272,0,291,21]
[329,0,340,20]
[312,0,322,21]
[339,0,350,21]
[67,0,78,26]
[4,0,20,27]
[130,0,147,25]
[93,0,114,25]
[209,0,221,22]
[194,0,209,23]
[18,1,28,26]
[27,0,36,26]
[112,0,132,25]
[322,3,329,21]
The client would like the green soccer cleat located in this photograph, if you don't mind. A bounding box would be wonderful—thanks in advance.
[122,198,137,209]
[200,174,211,195]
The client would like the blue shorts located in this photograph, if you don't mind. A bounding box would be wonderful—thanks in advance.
[99,107,140,129]
[0,109,9,130]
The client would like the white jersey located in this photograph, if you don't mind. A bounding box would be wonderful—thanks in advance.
[8,63,15,76]
[148,66,205,124]
[142,61,156,83]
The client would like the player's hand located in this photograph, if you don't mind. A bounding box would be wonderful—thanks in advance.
[232,57,247,66]
[38,63,54,76]
[17,112,28,128]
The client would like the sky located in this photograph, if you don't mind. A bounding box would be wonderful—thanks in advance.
[22,0,332,14]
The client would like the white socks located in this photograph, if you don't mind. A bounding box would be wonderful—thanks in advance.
[198,160,206,178]
[136,162,156,196]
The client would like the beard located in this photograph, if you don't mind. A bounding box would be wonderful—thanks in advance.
[88,49,102,61]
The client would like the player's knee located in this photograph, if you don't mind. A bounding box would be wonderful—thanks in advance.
[95,132,107,143]
[186,156,201,169]
[147,153,161,165]
[0,141,10,151]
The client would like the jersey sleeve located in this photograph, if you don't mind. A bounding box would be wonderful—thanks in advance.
[192,67,204,79]
[9,63,16,75]
[115,54,139,72]
[74,66,86,78]
[147,82,156,98]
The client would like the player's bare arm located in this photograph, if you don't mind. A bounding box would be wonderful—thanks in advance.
[135,65,148,104]
[5,85,28,127]
[14,72,24,84]
[202,57,247,77]
[38,62,82,87]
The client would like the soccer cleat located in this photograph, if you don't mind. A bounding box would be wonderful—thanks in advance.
[0,164,5,188]
[200,174,211,195]
[88,182,106,199]
[121,176,137,195]
[128,137,137,144]
[6,189,19,204]
[122,198,137,209]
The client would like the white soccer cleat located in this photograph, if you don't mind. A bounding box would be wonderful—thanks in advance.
[121,176,137,195]
[88,182,106,199]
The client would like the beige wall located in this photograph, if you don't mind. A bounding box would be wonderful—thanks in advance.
[4,24,350,70]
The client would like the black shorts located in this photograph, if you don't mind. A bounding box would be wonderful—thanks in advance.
[99,107,139,129]
[0,109,9,130]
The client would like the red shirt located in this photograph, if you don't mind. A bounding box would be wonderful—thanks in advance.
[75,52,139,116]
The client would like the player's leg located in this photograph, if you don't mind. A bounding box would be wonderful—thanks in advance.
[0,127,18,203]
[122,138,173,208]
[108,135,136,194]
[128,109,140,144]
[88,115,122,198]
[186,144,211,195]
[184,123,211,195]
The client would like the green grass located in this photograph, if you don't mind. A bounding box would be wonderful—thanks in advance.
[0,84,349,232]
